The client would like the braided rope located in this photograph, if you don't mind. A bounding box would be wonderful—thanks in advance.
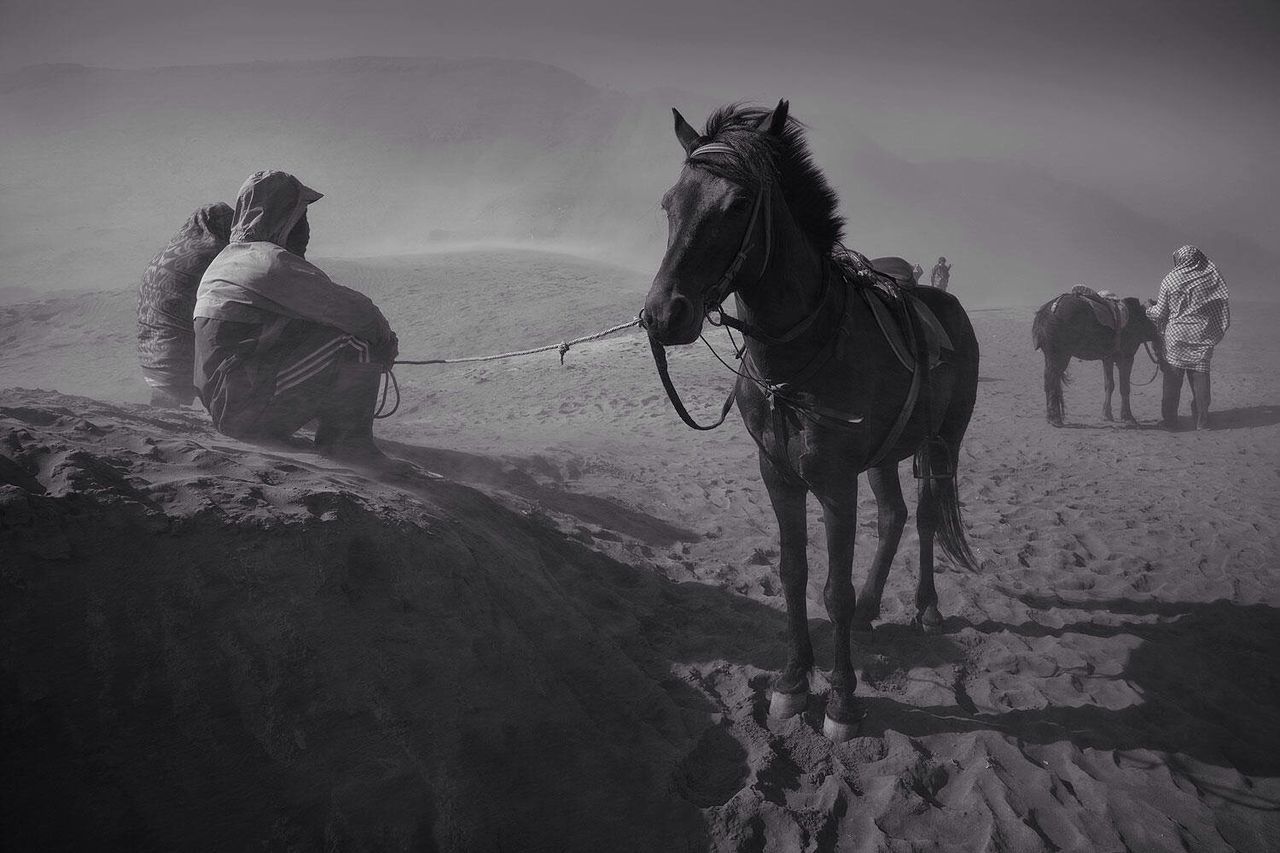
[394,317,642,366]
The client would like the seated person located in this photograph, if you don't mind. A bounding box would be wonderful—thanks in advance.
[137,203,233,407]
[194,170,398,462]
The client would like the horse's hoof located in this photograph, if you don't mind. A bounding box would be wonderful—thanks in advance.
[768,690,809,720]
[1048,418,1063,428]
[823,712,865,742]
[852,617,876,634]
[1103,413,1114,422]
[914,607,944,634]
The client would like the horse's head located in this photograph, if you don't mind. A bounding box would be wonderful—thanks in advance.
[641,101,790,345]
[1121,296,1160,344]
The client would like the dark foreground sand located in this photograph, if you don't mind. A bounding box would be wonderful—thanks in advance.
[3,250,1278,851]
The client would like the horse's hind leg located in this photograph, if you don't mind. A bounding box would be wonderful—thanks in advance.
[759,452,812,720]
[1102,358,1116,421]
[914,471,944,634]
[853,464,907,631]
[818,486,867,740]
[1043,350,1070,427]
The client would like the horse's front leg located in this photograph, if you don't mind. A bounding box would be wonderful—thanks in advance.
[759,451,812,720]
[1102,357,1116,421]
[818,487,867,741]
[853,464,907,631]
[1117,352,1137,424]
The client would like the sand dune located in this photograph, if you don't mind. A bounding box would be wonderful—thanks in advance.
[3,250,1279,850]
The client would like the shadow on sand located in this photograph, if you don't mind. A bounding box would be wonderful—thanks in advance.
[856,595,1280,793]
[1053,405,1280,432]
[378,438,1280,800]
[381,438,701,546]
[1205,404,1280,431]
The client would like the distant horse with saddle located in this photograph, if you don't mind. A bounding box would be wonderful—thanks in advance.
[640,100,982,741]
[1032,286,1160,427]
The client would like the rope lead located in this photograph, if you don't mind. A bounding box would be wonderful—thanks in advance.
[394,317,641,367]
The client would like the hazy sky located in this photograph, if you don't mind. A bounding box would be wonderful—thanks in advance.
[3,0,1279,255]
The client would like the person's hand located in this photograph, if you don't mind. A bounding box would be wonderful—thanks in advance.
[371,331,398,367]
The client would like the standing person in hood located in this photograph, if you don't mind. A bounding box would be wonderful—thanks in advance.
[930,257,951,291]
[1146,244,1230,430]
[194,170,398,462]
[137,203,233,407]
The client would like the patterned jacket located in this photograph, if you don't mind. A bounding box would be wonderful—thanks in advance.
[137,204,233,397]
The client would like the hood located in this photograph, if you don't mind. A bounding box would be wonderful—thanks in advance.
[229,170,323,245]
[188,202,234,244]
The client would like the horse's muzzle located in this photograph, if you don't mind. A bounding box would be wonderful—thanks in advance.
[641,293,702,345]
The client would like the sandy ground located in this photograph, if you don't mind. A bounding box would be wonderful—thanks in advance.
[3,249,1279,851]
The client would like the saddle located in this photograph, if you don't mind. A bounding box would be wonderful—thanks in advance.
[1063,285,1129,332]
[1057,286,1129,351]
[864,257,954,371]
[869,256,919,288]
[848,255,957,472]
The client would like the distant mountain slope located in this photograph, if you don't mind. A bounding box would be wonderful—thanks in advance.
[1,57,1274,305]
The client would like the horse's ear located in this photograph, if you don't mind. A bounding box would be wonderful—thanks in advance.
[757,99,790,136]
[672,108,701,155]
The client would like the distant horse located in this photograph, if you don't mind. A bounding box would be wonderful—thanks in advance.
[641,101,982,741]
[1031,291,1160,427]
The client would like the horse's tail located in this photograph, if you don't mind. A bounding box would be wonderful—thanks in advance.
[1033,298,1071,425]
[1031,298,1057,352]
[916,443,983,573]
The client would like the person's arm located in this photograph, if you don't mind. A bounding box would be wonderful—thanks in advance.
[265,253,392,345]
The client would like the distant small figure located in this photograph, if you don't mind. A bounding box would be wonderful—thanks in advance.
[194,171,399,463]
[1146,244,1230,430]
[912,263,924,283]
[930,257,951,291]
[137,203,233,407]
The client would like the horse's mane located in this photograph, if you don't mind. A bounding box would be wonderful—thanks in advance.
[691,103,845,256]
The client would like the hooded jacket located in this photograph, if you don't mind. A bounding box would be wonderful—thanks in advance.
[1146,245,1230,370]
[137,203,234,395]
[194,171,391,346]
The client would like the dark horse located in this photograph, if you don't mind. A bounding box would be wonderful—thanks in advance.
[1031,291,1160,427]
[641,102,982,740]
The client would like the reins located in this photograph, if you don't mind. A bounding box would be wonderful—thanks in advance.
[1132,340,1161,387]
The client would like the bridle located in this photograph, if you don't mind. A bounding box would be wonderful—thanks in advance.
[640,140,841,430]
[690,142,774,317]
